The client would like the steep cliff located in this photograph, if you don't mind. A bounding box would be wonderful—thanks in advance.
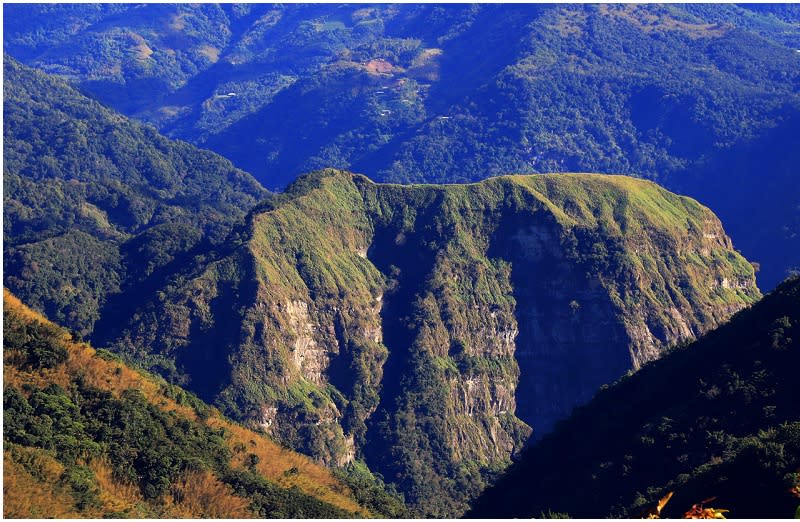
[97,169,760,516]
[468,276,800,519]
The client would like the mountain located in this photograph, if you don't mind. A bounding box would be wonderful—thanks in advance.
[2,289,408,518]
[5,3,799,288]
[3,8,789,515]
[468,276,800,519]
[3,57,268,337]
[91,168,759,516]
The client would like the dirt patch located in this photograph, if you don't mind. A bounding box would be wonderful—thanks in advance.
[197,45,220,63]
[365,58,395,75]
[128,32,153,61]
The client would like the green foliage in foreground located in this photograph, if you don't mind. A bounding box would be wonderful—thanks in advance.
[334,460,412,518]
[469,276,800,519]
[222,469,351,519]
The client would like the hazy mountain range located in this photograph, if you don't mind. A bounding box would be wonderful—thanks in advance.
[5,3,799,288]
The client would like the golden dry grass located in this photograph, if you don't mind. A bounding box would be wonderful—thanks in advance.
[169,470,253,518]
[5,291,200,428]
[3,448,79,519]
[209,419,367,515]
[3,289,47,323]
[89,459,150,517]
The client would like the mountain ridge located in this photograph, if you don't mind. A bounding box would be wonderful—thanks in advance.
[2,5,797,518]
[6,3,798,288]
[3,57,268,338]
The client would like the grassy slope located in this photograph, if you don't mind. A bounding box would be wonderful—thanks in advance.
[468,276,800,519]
[2,289,373,518]
[178,168,756,406]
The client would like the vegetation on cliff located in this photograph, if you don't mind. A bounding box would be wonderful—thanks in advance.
[468,276,800,519]
[4,5,795,516]
[97,169,759,516]
[6,4,797,287]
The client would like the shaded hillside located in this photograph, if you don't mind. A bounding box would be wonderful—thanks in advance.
[468,277,800,519]
[96,169,759,516]
[5,3,798,287]
[672,111,800,293]
[2,289,407,518]
[3,58,268,337]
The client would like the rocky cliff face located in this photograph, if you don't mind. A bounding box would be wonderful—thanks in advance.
[97,169,760,516]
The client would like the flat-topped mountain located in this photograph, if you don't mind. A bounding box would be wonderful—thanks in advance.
[95,169,759,515]
[6,3,798,288]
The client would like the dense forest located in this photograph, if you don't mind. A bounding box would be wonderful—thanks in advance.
[4,4,800,519]
[469,276,800,519]
[5,3,799,288]
[3,58,267,337]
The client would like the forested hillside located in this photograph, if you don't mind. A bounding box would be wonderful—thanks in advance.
[3,58,268,337]
[92,169,759,516]
[3,289,407,518]
[5,3,798,288]
[469,276,800,519]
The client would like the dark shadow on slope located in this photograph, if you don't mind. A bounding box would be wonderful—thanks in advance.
[488,207,631,439]
[203,71,372,188]
[667,107,800,291]
[91,230,229,347]
[176,279,240,402]
[352,5,541,182]
[467,277,800,519]
[425,4,541,115]
[364,231,437,419]
[90,223,254,404]
[629,86,716,160]
[359,199,443,466]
